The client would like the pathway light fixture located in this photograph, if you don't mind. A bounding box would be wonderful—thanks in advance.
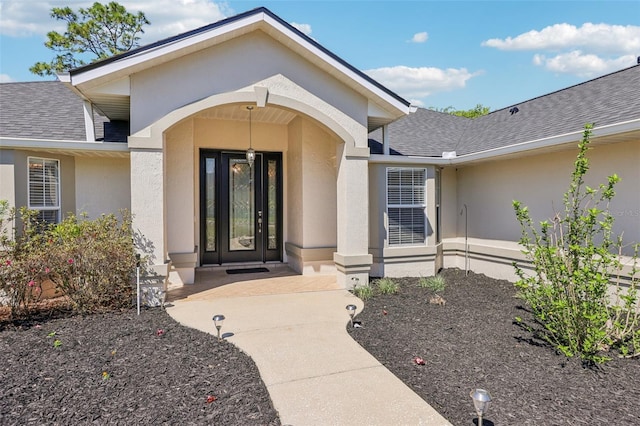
[470,388,492,426]
[346,304,357,327]
[213,314,225,341]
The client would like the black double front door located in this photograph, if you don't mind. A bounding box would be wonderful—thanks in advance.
[200,151,282,265]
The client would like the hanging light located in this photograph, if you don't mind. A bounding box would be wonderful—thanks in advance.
[246,106,256,168]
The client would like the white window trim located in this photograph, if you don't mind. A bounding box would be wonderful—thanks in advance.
[386,167,427,247]
[27,156,61,223]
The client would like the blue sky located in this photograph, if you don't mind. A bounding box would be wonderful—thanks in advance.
[1,1,638,111]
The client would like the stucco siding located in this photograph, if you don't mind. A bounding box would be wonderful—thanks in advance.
[130,32,368,135]
[455,139,640,254]
[287,117,303,248]
[0,150,16,209]
[75,156,131,218]
[441,167,457,239]
[301,119,337,247]
[166,119,195,255]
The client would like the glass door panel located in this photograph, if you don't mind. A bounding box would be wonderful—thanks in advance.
[229,159,255,251]
[205,158,216,252]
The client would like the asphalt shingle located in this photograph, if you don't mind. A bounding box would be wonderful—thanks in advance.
[0,81,116,142]
[369,64,640,157]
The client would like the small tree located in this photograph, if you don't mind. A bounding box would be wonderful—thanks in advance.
[513,123,639,363]
[30,1,150,76]
[430,104,490,119]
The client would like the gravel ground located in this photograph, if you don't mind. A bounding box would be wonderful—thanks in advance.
[347,268,640,426]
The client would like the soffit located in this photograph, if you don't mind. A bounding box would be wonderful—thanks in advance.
[195,104,296,125]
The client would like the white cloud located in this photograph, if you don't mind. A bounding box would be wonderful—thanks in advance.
[482,23,640,54]
[290,22,312,37]
[533,51,637,78]
[0,1,231,43]
[410,32,428,43]
[364,65,479,100]
[483,22,640,78]
[0,73,15,83]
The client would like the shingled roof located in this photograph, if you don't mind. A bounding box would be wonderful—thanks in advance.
[0,81,126,142]
[369,64,640,157]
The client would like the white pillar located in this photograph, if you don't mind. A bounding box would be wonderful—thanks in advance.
[130,148,167,267]
[334,141,372,288]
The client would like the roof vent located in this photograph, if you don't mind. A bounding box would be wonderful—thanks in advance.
[442,151,457,159]
[509,106,519,115]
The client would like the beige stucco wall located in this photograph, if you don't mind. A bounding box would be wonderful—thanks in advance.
[287,117,303,248]
[441,166,458,239]
[455,139,640,254]
[165,119,195,255]
[0,150,16,210]
[75,156,131,218]
[130,32,368,135]
[301,119,338,247]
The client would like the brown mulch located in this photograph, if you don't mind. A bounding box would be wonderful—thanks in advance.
[0,306,280,425]
[347,268,640,426]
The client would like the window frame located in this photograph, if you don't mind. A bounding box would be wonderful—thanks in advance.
[386,167,427,247]
[27,156,61,224]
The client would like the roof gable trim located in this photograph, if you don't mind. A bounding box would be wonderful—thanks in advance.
[67,7,409,113]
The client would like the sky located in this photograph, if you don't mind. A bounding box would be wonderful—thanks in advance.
[1,0,639,111]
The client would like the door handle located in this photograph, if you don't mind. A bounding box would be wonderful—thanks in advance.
[258,211,262,233]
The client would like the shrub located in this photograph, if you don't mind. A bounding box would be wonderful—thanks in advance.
[376,277,399,295]
[419,275,447,293]
[0,206,138,317]
[0,204,47,317]
[513,124,639,363]
[353,285,374,301]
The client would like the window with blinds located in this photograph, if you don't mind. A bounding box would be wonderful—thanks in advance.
[386,167,426,246]
[28,157,60,224]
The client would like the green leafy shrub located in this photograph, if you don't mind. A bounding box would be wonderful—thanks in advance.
[419,275,447,293]
[376,277,399,295]
[0,206,138,317]
[0,203,47,317]
[353,284,374,301]
[513,124,639,363]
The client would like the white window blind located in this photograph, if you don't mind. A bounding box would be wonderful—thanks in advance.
[28,157,60,224]
[387,168,426,246]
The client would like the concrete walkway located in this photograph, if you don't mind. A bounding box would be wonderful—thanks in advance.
[166,269,451,425]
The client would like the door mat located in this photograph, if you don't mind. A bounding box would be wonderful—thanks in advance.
[226,267,270,275]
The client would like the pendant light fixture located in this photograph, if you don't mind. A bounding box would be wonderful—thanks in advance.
[246,106,256,168]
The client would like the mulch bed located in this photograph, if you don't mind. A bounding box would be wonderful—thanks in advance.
[347,268,640,426]
[0,306,280,425]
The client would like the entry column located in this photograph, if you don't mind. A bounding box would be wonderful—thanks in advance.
[334,142,372,288]
[129,139,168,271]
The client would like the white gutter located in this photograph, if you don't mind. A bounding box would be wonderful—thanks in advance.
[369,118,640,166]
[0,137,130,153]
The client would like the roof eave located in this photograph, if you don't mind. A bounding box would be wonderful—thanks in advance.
[369,118,640,166]
[0,137,130,158]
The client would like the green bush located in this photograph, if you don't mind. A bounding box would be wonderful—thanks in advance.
[513,124,639,363]
[419,275,447,293]
[0,206,138,317]
[353,284,374,301]
[376,277,399,295]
